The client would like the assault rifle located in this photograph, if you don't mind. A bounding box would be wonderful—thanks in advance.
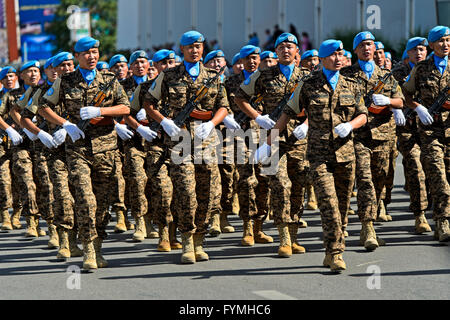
[428,85,450,118]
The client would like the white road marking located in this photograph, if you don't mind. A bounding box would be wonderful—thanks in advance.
[356,260,383,267]
[252,290,298,300]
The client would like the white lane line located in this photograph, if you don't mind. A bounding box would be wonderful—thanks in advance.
[356,260,383,267]
[252,290,298,300]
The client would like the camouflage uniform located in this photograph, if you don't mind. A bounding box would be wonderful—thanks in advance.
[341,63,405,223]
[286,70,367,256]
[144,62,229,236]
[41,69,130,242]
[402,56,450,223]
[237,65,310,227]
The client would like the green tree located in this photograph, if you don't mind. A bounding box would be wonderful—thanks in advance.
[47,0,117,58]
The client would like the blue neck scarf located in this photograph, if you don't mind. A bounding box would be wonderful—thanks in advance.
[243,69,254,81]
[408,62,415,70]
[133,75,147,85]
[434,55,448,75]
[2,88,10,94]
[79,68,97,86]
[279,63,295,81]
[47,80,53,86]
[184,61,200,82]
[322,68,340,91]
[24,84,30,91]
[358,59,376,79]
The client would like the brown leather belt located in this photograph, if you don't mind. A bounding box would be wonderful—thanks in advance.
[90,116,114,126]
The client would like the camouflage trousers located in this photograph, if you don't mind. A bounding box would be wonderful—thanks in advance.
[48,146,76,230]
[110,148,127,214]
[418,130,450,220]
[12,143,39,217]
[381,137,398,206]
[397,123,428,215]
[310,159,355,255]
[0,151,13,211]
[67,147,119,242]
[33,146,54,223]
[354,139,392,222]
[270,143,308,226]
[218,126,238,215]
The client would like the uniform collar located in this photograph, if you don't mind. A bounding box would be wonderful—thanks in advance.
[79,67,97,86]
[434,55,448,75]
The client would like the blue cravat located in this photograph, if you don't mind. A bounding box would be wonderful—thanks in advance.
[133,75,147,85]
[24,84,30,91]
[243,69,254,81]
[408,62,415,70]
[322,68,340,91]
[358,59,375,79]
[279,63,295,81]
[184,61,200,82]
[79,68,97,86]
[434,55,448,75]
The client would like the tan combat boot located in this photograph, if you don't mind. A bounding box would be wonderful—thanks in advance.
[277,223,292,258]
[360,221,379,251]
[35,216,46,237]
[56,229,70,261]
[306,185,318,210]
[157,224,171,252]
[232,193,240,215]
[25,216,38,238]
[82,241,98,271]
[376,201,389,222]
[193,233,209,261]
[330,254,346,272]
[169,222,182,250]
[47,223,59,249]
[288,223,306,254]
[133,216,146,242]
[93,237,108,268]
[241,220,254,246]
[415,212,432,234]
[0,210,12,231]
[298,218,308,228]
[209,212,221,237]
[180,232,196,264]
[124,212,135,230]
[144,215,158,238]
[11,209,22,229]
[436,218,450,242]
[114,210,127,233]
[253,219,273,243]
[323,253,332,267]
[68,229,83,257]
[220,212,235,233]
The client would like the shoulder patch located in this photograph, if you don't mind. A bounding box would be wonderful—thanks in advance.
[148,72,165,101]
[130,85,142,111]
[43,78,61,105]
[25,88,42,114]
[16,87,33,109]
[240,70,261,97]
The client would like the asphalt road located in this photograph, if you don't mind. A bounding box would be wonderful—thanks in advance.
[0,156,449,301]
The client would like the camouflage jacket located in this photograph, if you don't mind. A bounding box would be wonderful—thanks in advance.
[341,63,404,142]
[285,70,367,163]
[236,65,310,145]
[0,87,25,154]
[40,69,130,154]
[392,63,412,86]
[402,55,450,138]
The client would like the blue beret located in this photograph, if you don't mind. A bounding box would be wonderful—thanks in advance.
[180,31,204,46]
[385,52,392,60]
[274,32,298,48]
[402,49,408,60]
[239,45,261,59]
[260,51,277,60]
[428,26,450,43]
[204,50,225,64]
[319,39,344,58]
[152,49,176,63]
[109,54,128,68]
[20,60,40,72]
[375,41,384,50]
[231,53,241,65]
[406,37,428,52]
[129,50,149,64]
[44,56,56,69]
[96,61,109,70]
[344,50,352,59]
[52,52,74,67]
[353,31,375,50]
[0,67,17,80]
[301,49,318,60]
[74,36,99,53]
[175,55,182,63]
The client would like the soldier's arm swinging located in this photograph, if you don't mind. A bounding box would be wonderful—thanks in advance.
[234,97,260,120]
[38,107,67,126]
[97,104,130,118]
[20,117,40,135]
[9,107,23,128]
[143,100,165,125]
[210,107,228,126]
[266,112,291,146]
[348,113,368,130]
[0,117,11,131]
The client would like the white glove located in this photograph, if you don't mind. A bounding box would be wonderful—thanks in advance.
[160,118,181,137]
[6,127,23,146]
[136,108,147,122]
[255,114,276,130]
[80,106,101,120]
[31,116,37,123]
[62,121,85,142]
[392,108,406,126]
[23,128,38,141]
[136,125,157,142]
[37,130,57,149]
[415,105,434,125]
[254,142,271,163]
[195,121,215,139]
[115,123,134,141]
[372,94,391,106]
[223,115,241,130]
[293,123,308,140]
[334,122,353,138]
[53,128,67,146]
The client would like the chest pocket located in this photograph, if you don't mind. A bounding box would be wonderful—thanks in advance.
[336,95,356,122]
[167,83,188,111]
[308,94,330,122]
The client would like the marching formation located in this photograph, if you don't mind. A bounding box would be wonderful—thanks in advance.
[0,25,449,273]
